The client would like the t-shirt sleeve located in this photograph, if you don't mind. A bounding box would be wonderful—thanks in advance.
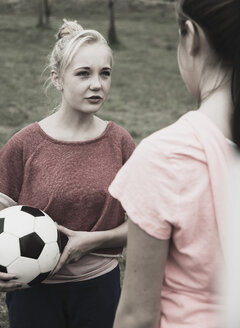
[109,138,181,240]
[0,135,24,202]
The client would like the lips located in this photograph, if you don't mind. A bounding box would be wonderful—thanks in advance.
[85,95,103,104]
[87,96,102,100]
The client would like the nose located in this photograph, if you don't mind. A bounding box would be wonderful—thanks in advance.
[89,75,101,90]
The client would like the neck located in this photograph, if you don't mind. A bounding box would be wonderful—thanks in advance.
[42,108,107,142]
[198,83,232,140]
[56,106,95,129]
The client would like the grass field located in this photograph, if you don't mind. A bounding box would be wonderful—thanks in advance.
[0,2,195,326]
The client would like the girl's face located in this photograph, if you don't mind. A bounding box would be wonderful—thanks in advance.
[60,42,112,115]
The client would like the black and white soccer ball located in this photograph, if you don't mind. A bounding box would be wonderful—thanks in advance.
[0,205,61,288]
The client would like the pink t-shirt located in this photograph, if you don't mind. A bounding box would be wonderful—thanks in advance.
[109,111,231,327]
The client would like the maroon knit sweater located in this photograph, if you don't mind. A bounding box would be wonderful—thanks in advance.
[0,121,135,255]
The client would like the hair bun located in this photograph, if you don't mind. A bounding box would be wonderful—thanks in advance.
[56,19,84,40]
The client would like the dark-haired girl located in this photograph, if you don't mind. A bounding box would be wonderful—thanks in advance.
[109,0,240,327]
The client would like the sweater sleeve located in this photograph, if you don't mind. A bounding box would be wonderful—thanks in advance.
[121,130,136,164]
[0,134,24,202]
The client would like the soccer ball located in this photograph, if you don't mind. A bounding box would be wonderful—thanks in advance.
[0,205,61,288]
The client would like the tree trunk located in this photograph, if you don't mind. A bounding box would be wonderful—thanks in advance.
[37,0,51,28]
[37,0,44,27]
[108,0,119,45]
[43,0,51,27]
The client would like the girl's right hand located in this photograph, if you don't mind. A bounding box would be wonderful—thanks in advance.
[0,272,22,292]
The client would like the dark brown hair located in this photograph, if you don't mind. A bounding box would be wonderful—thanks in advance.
[176,0,240,147]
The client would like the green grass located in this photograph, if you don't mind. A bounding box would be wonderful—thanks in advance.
[0,3,196,327]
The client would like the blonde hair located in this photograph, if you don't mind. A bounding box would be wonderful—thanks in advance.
[48,19,112,80]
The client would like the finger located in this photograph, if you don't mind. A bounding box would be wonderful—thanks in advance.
[51,248,70,275]
[0,286,22,292]
[0,273,18,281]
[0,281,22,292]
[57,225,73,237]
[69,257,80,264]
[2,286,22,292]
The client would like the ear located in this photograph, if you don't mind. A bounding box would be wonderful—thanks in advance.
[184,20,200,56]
[51,71,63,91]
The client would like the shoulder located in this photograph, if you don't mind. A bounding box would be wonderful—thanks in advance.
[13,123,39,141]
[137,113,206,164]
[108,122,136,152]
[1,123,43,154]
[120,113,208,189]
[108,122,134,141]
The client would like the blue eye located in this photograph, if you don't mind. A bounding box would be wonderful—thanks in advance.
[101,71,111,77]
[76,71,89,77]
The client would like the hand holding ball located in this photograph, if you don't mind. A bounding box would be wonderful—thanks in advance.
[0,205,61,288]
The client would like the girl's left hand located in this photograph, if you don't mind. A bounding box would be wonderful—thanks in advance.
[52,225,98,274]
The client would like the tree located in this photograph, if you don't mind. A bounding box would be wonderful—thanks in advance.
[43,0,51,27]
[37,0,44,27]
[37,0,51,28]
[108,0,119,46]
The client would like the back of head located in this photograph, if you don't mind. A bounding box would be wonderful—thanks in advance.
[176,0,240,147]
[56,19,83,40]
[49,19,112,81]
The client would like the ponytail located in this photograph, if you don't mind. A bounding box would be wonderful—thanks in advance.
[231,42,240,148]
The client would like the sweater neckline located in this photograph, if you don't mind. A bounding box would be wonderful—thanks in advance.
[34,121,113,146]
